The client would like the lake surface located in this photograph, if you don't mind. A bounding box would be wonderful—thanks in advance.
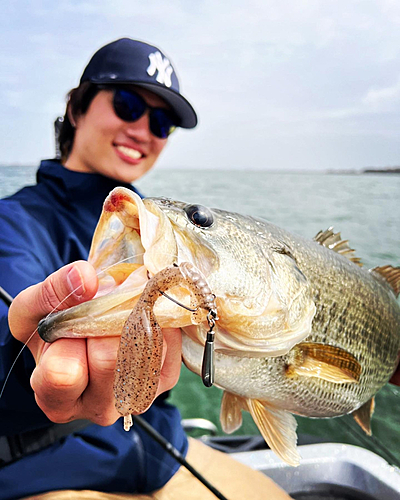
[1,165,400,465]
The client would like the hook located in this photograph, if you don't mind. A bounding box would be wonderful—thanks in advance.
[159,290,199,313]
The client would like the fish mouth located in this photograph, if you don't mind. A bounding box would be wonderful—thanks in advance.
[39,188,178,342]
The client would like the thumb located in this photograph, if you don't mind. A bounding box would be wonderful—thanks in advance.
[9,260,98,345]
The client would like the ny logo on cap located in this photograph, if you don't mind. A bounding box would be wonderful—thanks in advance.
[147,51,173,88]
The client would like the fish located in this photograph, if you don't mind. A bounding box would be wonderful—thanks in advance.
[38,187,400,466]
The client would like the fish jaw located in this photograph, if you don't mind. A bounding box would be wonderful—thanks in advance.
[89,188,177,283]
[38,188,181,342]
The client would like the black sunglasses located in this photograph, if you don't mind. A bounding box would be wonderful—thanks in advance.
[106,87,178,139]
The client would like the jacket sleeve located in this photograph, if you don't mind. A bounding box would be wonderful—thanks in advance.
[0,199,56,435]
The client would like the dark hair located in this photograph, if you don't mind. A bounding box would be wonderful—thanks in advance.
[58,82,100,163]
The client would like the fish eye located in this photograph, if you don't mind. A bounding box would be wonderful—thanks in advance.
[184,204,214,228]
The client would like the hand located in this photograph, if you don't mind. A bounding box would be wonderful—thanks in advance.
[8,261,182,426]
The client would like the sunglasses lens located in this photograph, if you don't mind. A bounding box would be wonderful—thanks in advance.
[149,109,177,139]
[112,88,177,138]
[113,89,146,122]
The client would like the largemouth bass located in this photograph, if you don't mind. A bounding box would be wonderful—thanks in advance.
[38,187,400,466]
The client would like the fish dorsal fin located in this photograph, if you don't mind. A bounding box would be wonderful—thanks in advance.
[220,391,243,434]
[371,266,400,298]
[246,399,300,467]
[314,227,363,267]
[352,397,375,436]
[287,342,361,383]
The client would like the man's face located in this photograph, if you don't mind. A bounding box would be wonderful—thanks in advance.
[66,86,170,183]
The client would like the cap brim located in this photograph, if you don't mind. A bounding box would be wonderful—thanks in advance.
[134,82,198,129]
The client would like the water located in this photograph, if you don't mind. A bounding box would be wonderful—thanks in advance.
[1,165,400,465]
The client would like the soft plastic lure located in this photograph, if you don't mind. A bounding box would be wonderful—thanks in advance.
[114,262,217,431]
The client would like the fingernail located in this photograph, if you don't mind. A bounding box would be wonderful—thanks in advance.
[67,266,86,299]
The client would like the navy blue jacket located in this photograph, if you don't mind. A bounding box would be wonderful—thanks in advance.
[0,160,187,499]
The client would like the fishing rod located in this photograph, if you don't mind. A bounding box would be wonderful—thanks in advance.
[132,414,228,499]
[0,285,228,500]
[0,286,12,308]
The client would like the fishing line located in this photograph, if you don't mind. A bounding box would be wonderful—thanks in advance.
[0,329,38,400]
[0,280,229,500]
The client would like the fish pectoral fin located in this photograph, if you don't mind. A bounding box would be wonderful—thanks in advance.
[220,391,243,434]
[246,399,300,467]
[287,342,361,384]
[352,397,375,436]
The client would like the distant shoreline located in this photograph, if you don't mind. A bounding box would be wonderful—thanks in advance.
[0,165,399,175]
[362,167,400,174]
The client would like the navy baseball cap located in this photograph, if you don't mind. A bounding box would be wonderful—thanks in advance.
[80,38,197,128]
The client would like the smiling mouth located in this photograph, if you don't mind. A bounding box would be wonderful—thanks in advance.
[116,145,143,160]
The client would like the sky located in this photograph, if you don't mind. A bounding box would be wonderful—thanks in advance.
[1,0,400,171]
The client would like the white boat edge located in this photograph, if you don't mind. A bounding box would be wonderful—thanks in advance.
[231,442,400,499]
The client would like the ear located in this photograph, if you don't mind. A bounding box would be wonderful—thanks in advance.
[67,102,78,128]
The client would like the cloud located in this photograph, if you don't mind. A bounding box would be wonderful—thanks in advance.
[363,77,400,108]
[1,0,400,169]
